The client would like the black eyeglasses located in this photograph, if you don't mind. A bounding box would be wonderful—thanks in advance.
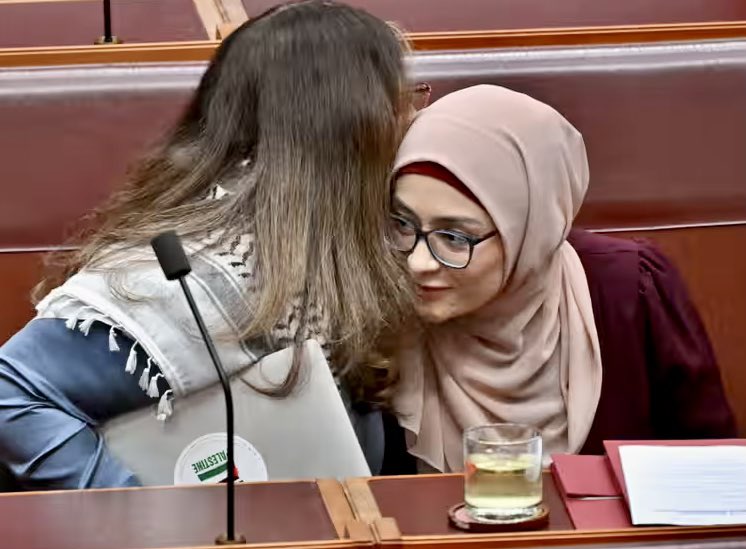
[388,215,497,269]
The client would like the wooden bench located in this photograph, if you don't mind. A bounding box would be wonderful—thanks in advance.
[0,0,209,48]
[1,38,744,433]
[241,0,746,32]
[4,0,745,51]
[4,20,746,67]
[415,40,746,433]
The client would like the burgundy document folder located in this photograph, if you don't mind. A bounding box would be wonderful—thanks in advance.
[550,454,630,529]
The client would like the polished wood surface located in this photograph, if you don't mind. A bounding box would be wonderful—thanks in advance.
[3,0,744,51]
[0,40,218,67]
[0,251,45,344]
[344,474,746,548]
[0,480,371,549]
[346,473,570,539]
[3,476,746,548]
[4,22,746,67]
[317,478,360,540]
[0,76,188,249]
[411,21,746,51]
[0,0,208,48]
[241,0,746,33]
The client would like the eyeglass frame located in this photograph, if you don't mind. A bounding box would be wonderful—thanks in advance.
[389,215,498,269]
[410,82,432,111]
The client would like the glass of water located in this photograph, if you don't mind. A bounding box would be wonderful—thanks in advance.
[464,423,543,523]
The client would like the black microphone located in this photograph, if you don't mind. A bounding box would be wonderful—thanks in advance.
[95,0,121,44]
[151,231,245,545]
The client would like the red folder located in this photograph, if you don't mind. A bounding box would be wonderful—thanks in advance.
[550,454,630,529]
[603,439,746,502]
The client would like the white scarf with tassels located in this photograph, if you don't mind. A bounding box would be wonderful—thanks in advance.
[35,188,329,422]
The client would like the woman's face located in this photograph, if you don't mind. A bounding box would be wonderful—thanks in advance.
[392,173,505,324]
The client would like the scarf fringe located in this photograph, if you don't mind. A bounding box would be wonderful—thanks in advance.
[108,326,121,352]
[138,358,152,391]
[61,306,174,421]
[64,306,94,330]
[125,342,139,375]
[156,390,174,421]
[147,373,164,398]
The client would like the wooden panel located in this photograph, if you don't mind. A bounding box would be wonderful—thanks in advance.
[317,478,359,540]
[415,42,746,231]
[0,481,362,549]
[242,0,746,33]
[410,22,746,51]
[0,83,190,248]
[192,0,223,40]
[345,474,746,548]
[605,225,746,436]
[3,42,746,245]
[215,21,746,51]
[217,0,247,26]
[0,0,208,48]
[369,474,571,536]
[0,251,44,345]
[0,40,218,66]
[5,22,746,67]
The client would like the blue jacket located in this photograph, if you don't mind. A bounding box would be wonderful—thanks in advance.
[0,318,384,490]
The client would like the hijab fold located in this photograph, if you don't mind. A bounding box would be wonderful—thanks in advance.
[392,85,603,472]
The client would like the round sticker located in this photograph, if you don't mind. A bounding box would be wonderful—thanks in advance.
[174,433,268,485]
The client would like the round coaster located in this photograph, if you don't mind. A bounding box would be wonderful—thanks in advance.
[448,503,550,533]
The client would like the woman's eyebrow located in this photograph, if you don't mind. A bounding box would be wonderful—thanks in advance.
[392,197,487,231]
[431,216,485,230]
[391,198,417,218]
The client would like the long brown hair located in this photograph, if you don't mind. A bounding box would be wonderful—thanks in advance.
[36,0,414,406]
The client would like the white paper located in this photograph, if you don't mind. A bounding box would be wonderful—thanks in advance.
[619,445,746,526]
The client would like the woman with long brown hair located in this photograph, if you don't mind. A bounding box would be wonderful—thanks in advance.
[0,0,413,490]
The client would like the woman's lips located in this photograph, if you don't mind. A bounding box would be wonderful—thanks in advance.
[416,284,450,298]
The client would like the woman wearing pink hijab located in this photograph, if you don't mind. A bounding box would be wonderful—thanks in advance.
[382,85,736,474]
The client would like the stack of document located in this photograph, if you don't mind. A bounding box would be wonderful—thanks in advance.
[619,445,746,526]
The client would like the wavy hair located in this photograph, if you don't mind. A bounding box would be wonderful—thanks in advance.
[36,0,415,407]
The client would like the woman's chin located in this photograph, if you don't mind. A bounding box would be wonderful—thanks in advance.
[416,302,452,325]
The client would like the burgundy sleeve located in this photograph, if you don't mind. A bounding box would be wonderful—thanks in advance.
[638,241,737,439]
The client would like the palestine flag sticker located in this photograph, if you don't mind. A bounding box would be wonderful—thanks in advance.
[174,433,268,485]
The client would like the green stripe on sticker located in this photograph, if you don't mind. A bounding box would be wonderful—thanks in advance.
[197,462,228,481]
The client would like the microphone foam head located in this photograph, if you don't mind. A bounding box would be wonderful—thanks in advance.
[151,231,192,280]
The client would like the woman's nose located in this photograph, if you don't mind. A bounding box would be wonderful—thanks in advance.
[407,238,440,274]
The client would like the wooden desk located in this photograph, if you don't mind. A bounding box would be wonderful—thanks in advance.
[0,479,372,549]
[1,475,745,548]
[344,473,746,547]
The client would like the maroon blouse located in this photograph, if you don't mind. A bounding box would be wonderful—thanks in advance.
[382,229,736,473]
[569,229,737,454]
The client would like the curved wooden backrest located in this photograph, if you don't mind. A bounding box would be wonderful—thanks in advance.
[3,0,746,51]
[1,39,745,432]
[4,21,746,67]
[240,0,746,32]
[0,0,209,48]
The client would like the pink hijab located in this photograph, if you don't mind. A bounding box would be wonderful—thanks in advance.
[392,85,603,472]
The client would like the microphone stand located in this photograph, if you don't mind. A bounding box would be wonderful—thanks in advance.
[178,278,244,545]
[95,0,121,44]
[151,231,245,545]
